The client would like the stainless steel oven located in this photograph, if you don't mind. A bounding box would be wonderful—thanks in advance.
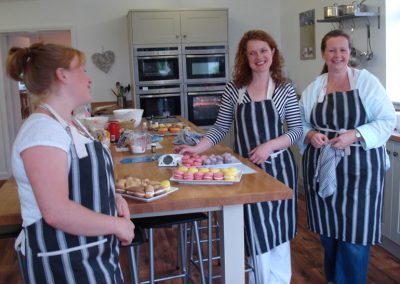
[134,46,182,85]
[136,84,184,118]
[185,82,226,127]
[183,44,229,84]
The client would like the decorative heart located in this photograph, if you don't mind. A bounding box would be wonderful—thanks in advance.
[91,50,115,73]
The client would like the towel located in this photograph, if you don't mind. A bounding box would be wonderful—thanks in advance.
[314,144,345,198]
[173,128,203,145]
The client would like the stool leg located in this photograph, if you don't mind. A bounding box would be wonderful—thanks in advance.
[128,245,139,284]
[247,209,258,284]
[149,228,155,284]
[194,221,206,284]
[207,212,213,284]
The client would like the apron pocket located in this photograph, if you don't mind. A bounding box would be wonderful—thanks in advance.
[37,238,107,257]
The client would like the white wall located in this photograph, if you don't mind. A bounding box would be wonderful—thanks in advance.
[0,0,281,178]
[280,0,385,93]
[0,0,281,103]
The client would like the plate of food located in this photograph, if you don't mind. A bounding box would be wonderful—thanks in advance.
[116,177,178,202]
[170,166,242,185]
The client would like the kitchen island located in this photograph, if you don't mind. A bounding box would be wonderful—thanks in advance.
[0,118,293,283]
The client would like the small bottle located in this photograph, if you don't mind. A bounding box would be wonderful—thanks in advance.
[108,120,120,143]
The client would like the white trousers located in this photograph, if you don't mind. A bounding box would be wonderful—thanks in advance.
[248,241,292,284]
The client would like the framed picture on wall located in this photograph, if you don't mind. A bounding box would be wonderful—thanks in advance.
[299,9,316,60]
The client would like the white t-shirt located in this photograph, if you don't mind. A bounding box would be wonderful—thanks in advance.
[12,114,72,226]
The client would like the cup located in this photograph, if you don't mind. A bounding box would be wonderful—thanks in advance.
[129,131,147,154]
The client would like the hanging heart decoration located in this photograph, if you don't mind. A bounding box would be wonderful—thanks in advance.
[91,50,115,73]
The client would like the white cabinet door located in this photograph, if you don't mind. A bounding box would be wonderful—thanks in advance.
[390,141,400,244]
[383,140,400,246]
[130,11,181,45]
[180,10,228,43]
[383,141,394,237]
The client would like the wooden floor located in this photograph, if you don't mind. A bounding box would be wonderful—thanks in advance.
[0,179,399,283]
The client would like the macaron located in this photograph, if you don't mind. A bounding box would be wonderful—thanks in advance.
[173,170,184,180]
[183,172,194,180]
[160,180,171,189]
[198,168,210,173]
[178,166,189,172]
[224,174,236,181]
[188,167,199,173]
[210,168,221,173]
[213,172,224,180]
[203,172,213,180]
[194,172,204,180]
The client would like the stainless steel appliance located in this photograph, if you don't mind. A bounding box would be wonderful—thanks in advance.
[183,44,229,84]
[134,46,183,85]
[136,84,184,118]
[184,82,227,127]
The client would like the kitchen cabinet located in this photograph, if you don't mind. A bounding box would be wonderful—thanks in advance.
[382,139,400,258]
[128,10,228,45]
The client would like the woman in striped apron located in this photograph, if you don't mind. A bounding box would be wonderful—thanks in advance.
[299,30,396,284]
[176,30,303,283]
[8,43,134,283]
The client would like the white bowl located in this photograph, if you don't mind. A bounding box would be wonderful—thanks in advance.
[113,109,143,127]
[83,116,109,130]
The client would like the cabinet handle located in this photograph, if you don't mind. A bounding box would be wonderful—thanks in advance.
[183,34,187,39]
[393,152,398,157]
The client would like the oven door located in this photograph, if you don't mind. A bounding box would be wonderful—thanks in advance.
[184,53,227,83]
[186,89,223,127]
[139,93,182,118]
[134,55,182,85]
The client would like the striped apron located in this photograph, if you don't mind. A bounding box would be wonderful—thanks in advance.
[302,71,385,245]
[234,81,298,254]
[24,104,123,284]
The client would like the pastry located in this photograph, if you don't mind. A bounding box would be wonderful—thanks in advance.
[183,172,194,180]
[173,170,184,180]
[213,172,224,180]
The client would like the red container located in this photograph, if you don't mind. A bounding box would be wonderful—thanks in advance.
[108,120,120,143]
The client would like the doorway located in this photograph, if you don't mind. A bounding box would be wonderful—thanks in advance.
[0,29,72,179]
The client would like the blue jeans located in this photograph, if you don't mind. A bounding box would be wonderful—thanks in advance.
[320,235,371,284]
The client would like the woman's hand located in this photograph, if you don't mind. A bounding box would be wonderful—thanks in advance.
[309,132,329,149]
[115,194,130,220]
[115,217,135,246]
[329,130,357,150]
[174,144,199,155]
[249,142,274,165]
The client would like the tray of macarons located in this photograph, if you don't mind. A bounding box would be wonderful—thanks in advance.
[170,166,242,185]
[115,177,178,202]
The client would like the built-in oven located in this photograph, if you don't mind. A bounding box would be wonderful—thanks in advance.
[183,44,229,84]
[185,82,227,127]
[134,46,182,85]
[136,84,184,118]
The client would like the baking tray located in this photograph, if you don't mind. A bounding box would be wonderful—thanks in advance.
[121,187,178,202]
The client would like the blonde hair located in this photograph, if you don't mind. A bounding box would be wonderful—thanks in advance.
[6,42,85,95]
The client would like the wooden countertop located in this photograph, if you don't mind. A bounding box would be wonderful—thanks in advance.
[0,117,293,225]
[114,118,292,215]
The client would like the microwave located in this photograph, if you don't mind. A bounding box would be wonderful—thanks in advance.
[183,44,229,84]
[133,46,183,85]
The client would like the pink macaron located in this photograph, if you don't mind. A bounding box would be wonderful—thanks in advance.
[203,172,213,180]
[183,172,194,180]
[194,172,204,180]
[173,170,184,180]
[213,172,224,180]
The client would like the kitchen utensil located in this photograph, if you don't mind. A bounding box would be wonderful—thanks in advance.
[349,47,362,67]
[120,154,162,164]
[324,4,341,18]
[129,131,148,154]
[113,108,144,127]
[158,154,182,167]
